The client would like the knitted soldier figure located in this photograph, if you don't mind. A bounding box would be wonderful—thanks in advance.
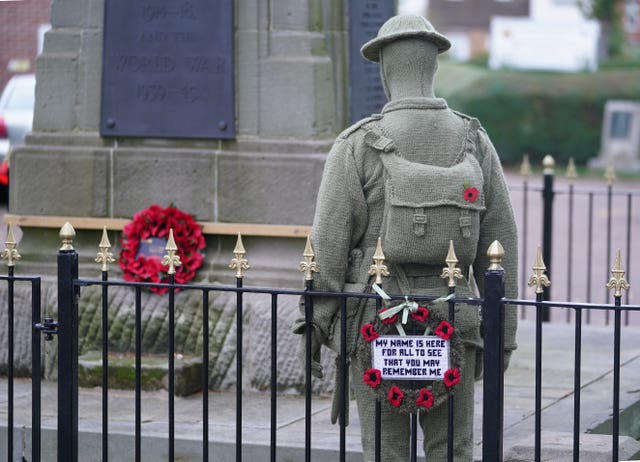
[292,15,517,461]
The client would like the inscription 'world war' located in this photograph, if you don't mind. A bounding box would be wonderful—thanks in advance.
[112,56,225,74]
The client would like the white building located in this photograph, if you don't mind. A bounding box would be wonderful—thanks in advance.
[488,0,601,71]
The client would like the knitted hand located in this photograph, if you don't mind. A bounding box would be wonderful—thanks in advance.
[503,350,512,372]
[474,348,514,379]
[298,328,324,379]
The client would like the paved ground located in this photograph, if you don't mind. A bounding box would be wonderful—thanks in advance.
[2,319,640,461]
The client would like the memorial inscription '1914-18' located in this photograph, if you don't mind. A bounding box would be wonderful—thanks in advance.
[100,0,235,139]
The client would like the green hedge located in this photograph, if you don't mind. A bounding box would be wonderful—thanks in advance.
[438,66,640,166]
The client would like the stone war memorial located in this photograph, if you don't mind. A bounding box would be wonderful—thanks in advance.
[589,99,640,172]
[2,1,396,393]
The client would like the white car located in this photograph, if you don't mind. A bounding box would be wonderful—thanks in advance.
[0,74,35,196]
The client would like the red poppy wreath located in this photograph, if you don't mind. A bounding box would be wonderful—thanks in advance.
[355,300,465,414]
[119,205,205,293]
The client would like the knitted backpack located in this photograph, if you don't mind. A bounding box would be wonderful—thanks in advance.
[375,118,486,266]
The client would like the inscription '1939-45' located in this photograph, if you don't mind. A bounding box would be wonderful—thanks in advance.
[136,85,200,103]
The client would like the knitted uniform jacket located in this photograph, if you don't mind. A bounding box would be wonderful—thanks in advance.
[293,97,518,361]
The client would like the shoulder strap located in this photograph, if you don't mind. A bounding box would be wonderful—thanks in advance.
[450,117,481,166]
[339,114,383,140]
[364,117,481,168]
[362,122,396,153]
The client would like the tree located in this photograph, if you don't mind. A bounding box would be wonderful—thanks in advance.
[584,0,626,58]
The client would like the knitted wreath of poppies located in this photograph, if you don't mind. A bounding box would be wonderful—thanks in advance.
[355,301,465,415]
[119,205,205,293]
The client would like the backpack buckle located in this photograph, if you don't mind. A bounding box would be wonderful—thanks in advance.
[413,208,427,236]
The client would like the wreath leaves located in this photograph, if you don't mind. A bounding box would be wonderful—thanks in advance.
[119,205,205,293]
[354,304,465,414]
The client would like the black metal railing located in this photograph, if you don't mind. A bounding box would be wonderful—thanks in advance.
[513,159,640,324]
[499,297,640,462]
[1,226,637,462]
[41,235,502,461]
[1,273,41,462]
[59,234,490,462]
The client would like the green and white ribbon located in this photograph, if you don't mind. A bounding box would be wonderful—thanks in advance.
[372,283,454,336]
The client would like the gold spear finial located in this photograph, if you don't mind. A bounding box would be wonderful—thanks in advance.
[441,240,463,288]
[542,155,555,175]
[520,154,532,178]
[298,235,319,281]
[95,227,115,272]
[605,163,616,185]
[528,246,551,294]
[368,237,390,285]
[1,224,21,267]
[606,249,630,298]
[162,229,182,275]
[487,240,504,271]
[229,233,250,279]
[59,222,76,251]
[566,158,578,184]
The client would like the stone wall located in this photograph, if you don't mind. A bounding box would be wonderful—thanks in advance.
[0,280,336,394]
[12,0,346,226]
[4,0,351,392]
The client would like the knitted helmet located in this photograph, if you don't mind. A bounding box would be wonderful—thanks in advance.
[360,15,451,62]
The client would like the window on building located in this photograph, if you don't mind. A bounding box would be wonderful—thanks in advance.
[610,111,633,139]
[625,0,639,32]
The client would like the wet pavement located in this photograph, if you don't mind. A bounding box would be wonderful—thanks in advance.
[2,319,640,461]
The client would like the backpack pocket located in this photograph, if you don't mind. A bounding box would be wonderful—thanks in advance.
[380,153,485,265]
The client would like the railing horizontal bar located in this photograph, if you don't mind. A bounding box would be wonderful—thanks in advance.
[504,299,640,311]
[0,275,43,282]
[78,278,640,312]
[509,185,544,192]
[553,189,640,197]
[79,278,640,311]
[74,279,484,304]
[510,184,640,196]
[84,279,640,310]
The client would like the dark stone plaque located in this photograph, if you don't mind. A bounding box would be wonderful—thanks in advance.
[348,0,394,123]
[100,0,235,139]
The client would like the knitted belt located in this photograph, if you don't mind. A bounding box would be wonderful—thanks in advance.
[393,263,469,291]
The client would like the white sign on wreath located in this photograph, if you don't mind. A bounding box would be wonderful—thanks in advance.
[371,335,449,380]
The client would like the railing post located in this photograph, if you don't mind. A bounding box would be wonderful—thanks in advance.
[607,249,630,462]
[299,236,318,462]
[482,241,506,462]
[57,223,79,462]
[541,155,554,322]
